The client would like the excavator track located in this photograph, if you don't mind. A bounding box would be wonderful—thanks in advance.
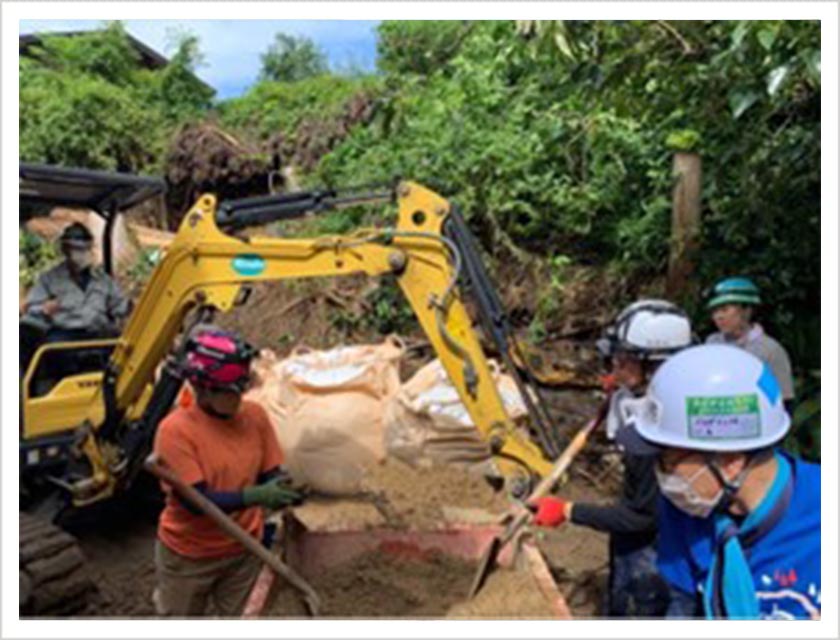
[19,513,96,616]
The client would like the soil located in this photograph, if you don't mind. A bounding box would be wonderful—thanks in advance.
[218,277,384,357]
[266,550,475,618]
[72,511,159,617]
[359,458,511,529]
[51,467,611,619]
[447,569,556,619]
[530,472,612,618]
[535,524,609,618]
[265,550,554,619]
[291,497,387,531]
[165,122,271,224]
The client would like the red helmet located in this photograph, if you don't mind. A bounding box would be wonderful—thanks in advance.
[182,328,255,393]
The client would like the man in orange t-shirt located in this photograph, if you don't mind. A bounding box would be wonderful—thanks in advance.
[152,327,301,616]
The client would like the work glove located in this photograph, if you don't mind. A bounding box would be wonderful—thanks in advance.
[528,496,570,527]
[600,373,618,393]
[242,478,303,510]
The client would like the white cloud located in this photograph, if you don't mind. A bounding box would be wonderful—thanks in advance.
[19,19,380,98]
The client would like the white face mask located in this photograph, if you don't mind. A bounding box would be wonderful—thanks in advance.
[606,387,635,441]
[68,249,93,270]
[654,464,724,519]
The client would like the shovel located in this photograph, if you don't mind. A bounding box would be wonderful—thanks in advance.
[467,398,610,599]
[144,454,322,616]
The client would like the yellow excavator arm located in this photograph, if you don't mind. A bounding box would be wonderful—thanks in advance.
[28,182,560,504]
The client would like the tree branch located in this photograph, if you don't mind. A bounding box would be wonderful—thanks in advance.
[655,21,694,55]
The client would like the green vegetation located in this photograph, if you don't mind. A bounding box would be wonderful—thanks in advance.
[785,370,820,462]
[218,74,381,142]
[19,230,59,290]
[20,22,213,172]
[19,21,821,456]
[320,20,820,371]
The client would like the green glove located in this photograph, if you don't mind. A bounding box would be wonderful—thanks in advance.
[242,479,302,510]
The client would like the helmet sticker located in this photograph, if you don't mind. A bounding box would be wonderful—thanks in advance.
[686,394,761,440]
[757,363,781,405]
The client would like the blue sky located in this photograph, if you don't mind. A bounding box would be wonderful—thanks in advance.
[19,20,381,99]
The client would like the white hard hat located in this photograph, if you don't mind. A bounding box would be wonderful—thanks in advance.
[618,344,791,453]
[599,299,693,360]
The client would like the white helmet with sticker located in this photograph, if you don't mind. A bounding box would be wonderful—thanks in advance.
[619,344,791,452]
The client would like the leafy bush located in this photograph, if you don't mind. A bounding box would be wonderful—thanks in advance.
[377,21,474,76]
[319,20,820,377]
[218,74,382,141]
[19,230,59,290]
[784,371,820,462]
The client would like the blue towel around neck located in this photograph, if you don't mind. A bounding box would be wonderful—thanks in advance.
[702,452,792,619]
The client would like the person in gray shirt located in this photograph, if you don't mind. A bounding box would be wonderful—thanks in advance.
[21,222,130,376]
[704,276,795,413]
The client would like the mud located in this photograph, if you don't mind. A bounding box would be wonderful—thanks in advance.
[535,527,609,618]
[359,458,511,529]
[265,550,554,619]
[73,513,159,617]
[59,468,609,619]
[291,497,387,531]
[266,549,476,618]
[447,569,556,619]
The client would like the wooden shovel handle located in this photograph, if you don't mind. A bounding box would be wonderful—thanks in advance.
[500,398,611,546]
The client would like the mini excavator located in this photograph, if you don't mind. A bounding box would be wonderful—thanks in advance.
[19,165,567,613]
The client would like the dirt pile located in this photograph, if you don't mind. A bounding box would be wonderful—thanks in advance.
[267,549,475,618]
[447,569,556,618]
[359,458,511,529]
[290,497,387,531]
[266,550,554,619]
[165,123,271,223]
[219,277,387,354]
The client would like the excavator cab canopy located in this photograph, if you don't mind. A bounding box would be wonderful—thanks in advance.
[19,163,166,273]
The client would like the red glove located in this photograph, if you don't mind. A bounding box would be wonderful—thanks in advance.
[530,496,570,527]
[600,373,618,393]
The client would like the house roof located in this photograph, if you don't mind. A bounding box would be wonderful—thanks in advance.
[19,30,215,95]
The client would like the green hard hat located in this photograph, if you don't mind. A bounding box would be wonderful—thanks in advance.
[707,277,761,310]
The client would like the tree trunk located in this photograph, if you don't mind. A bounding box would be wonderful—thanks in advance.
[666,152,702,300]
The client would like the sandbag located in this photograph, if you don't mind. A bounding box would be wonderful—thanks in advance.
[384,358,527,474]
[246,337,405,494]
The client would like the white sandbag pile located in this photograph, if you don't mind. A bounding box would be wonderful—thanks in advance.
[383,358,528,475]
[246,337,405,494]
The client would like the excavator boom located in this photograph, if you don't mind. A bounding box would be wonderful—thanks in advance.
[23,182,560,504]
